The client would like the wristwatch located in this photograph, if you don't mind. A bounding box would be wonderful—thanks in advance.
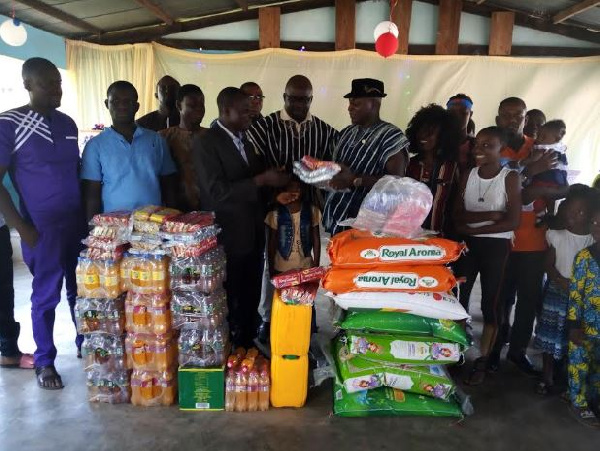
[352,177,363,188]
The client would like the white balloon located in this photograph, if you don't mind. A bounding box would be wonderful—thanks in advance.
[0,19,27,47]
[373,20,399,41]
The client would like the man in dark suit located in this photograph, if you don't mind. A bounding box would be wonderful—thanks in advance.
[193,87,289,347]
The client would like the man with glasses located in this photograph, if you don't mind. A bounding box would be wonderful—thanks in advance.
[247,75,337,172]
[240,82,264,123]
[247,75,337,343]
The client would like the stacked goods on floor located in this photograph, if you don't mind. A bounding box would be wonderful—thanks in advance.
[225,348,270,412]
[125,206,181,407]
[75,211,131,404]
[323,178,470,417]
[269,267,327,408]
[161,212,230,411]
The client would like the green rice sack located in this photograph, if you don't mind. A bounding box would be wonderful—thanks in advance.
[346,333,462,364]
[339,310,469,346]
[333,383,463,418]
[335,339,455,400]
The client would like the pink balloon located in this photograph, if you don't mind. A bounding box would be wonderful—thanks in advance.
[375,32,398,58]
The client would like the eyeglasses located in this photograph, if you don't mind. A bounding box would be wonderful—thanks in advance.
[284,94,313,104]
[248,95,265,100]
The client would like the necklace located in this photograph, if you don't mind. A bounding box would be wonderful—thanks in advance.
[477,175,496,202]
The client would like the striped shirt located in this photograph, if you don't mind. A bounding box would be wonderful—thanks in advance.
[247,110,338,171]
[323,121,409,236]
[407,157,458,235]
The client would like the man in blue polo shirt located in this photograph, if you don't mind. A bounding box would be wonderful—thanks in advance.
[81,81,177,219]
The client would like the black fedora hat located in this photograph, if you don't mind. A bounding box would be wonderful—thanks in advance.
[343,78,387,98]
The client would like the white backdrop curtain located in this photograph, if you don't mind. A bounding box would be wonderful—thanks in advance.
[66,41,600,183]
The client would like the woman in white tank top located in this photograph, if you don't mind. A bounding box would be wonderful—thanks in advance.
[453,126,522,386]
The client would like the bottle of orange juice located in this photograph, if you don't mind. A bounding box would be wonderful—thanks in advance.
[258,368,270,411]
[234,367,248,412]
[83,259,100,297]
[76,258,84,295]
[138,257,152,293]
[225,368,236,412]
[151,255,168,293]
[247,369,259,412]
[102,260,121,299]
[130,256,141,290]
[120,254,133,292]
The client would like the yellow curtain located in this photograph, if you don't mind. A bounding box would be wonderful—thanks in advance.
[66,41,600,183]
[66,40,155,128]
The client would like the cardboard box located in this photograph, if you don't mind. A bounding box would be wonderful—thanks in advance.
[178,366,225,411]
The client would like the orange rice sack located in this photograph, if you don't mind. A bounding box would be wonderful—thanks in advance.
[322,265,456,294]
[328,229,465,267]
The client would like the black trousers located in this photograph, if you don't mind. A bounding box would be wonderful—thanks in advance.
[503,251,546,355]
[224,244,264,347]
[453,236,511,325]
[0,225,19,357]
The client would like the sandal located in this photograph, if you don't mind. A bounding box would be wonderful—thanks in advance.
[35,365,64,390]
[569,405,600,428]
[464,357,488,386]
[0,353,35,369]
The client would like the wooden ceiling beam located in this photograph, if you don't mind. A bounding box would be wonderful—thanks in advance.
[489,11,514,55]
[13,0,103,33]
[234,0,249,11]
[418,0,600,44]
[436,0,462,55]
[259,7,280,49]
[553,0,600,24]
[132,0,175,25]
[391,0,413,55]
[335,0,356,50]
[158,38,600,56]
[84,0,339,44]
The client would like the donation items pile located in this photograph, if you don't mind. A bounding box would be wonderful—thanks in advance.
[269,267,327,408]
[225,347,270,412]
[75,207,225,406]
[322,177,471,417]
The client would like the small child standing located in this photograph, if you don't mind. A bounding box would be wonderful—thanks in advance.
[265,177,322,276]
[534,185,595,396]
[566,193,600,427]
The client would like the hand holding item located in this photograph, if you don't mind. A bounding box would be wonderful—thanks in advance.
[256,169,290,188]
[329,164,355,191]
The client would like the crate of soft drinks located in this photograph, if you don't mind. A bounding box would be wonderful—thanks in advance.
[75,207,226,406]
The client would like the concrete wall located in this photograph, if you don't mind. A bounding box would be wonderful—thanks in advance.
[0,15,66,68]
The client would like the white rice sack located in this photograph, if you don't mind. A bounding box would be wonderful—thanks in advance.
[329,291,469,321]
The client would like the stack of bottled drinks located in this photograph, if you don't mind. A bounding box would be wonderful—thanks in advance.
[124,206,182,407]
[75,211,131,404]
[162,212,230,370]
[225,348,270,412]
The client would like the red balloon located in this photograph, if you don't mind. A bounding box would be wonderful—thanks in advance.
[375,32,398,58]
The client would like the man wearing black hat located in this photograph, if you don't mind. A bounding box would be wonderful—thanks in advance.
[323,78,410,236]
